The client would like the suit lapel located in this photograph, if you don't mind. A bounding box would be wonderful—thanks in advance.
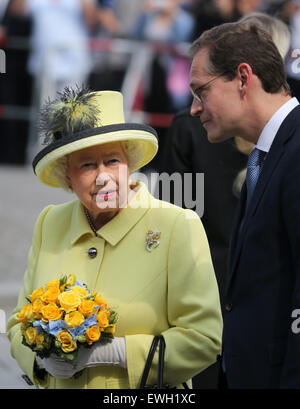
[227,104,300,293]
[226,183,247,291]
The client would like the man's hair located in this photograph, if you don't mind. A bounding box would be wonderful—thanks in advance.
[189,21,291,95]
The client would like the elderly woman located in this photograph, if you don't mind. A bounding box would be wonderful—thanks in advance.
[7,87,222,389]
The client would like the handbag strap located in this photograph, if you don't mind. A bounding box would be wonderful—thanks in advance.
[140,335,190,389]
[157,335,165,388]
[139,336,160,388]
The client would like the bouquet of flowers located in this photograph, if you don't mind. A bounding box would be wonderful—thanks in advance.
[18,274,118,361]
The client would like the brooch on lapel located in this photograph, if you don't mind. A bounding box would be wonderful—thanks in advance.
[145,229,161,252]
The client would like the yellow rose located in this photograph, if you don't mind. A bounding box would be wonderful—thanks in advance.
[58,290,82,313]
[66,274,76,287]
[36,333,45,346]
[100,305,110,315]
[97,310,109,328]
[64,311,85,328]
[85,325,101,345]
[104,324,116,336]
[24,327,38,345]
[94,294,106,306]
[41,287,61,304]
[30,287,44,303]
[18,304,34,324]
[57,330,77,353]
[41,303,63,321]
[71,286,89,300]
[78,300,96,317]
[46,280,60,290]
[32,298,46,319]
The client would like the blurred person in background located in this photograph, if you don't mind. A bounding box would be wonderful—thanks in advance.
[160,12,290,388]
[88,0,125,96]
[9,0,98,162]
[0,0,32,165]
[133,0,195,118]
[133,0,195,43]
[283,1,300,101]
[191,0,238,39]
[191,0,264,39]
[9,0,98,102]
[97,0,122,36]
[112,0,143,39]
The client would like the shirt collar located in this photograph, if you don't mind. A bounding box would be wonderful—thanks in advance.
[256,97,299,153]
[70,181,152,246]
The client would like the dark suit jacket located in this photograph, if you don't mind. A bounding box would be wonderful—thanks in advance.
[223,104,300,388]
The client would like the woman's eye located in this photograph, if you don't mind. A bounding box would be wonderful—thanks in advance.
[81,163,95,169]
[107,158,120,164]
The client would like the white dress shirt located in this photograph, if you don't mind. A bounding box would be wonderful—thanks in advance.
[255,97,299,154]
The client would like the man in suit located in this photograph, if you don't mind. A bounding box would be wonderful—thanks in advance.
[189,21,300,388]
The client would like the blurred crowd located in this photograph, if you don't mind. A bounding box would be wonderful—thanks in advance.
[0,0,300,166]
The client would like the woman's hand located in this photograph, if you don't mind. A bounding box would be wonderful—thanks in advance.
[35,338,126,378]
[35,354,78,379]
[74,337,127,372]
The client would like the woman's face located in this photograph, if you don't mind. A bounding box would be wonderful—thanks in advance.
[66,142,130,220]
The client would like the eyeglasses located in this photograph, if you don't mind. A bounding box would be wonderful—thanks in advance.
[190,72,228,104]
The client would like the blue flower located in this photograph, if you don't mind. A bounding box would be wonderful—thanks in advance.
[65,280,90,294]
[68,313,98,339]
[48,319,69,337]
[33,319,69,337]
[33,320,49,334]
[73,280,88,288]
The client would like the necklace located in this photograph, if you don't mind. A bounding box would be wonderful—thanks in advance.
[84,207,98,237]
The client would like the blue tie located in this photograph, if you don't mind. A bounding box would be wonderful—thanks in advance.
[246,147,266,208]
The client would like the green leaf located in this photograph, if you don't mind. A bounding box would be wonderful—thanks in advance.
[86,296,95,301]
[25,297,31,303]
[35,344,46,352]
[45,335,52,344]
[55,340,62,349]
[77,335,87,343]
[59,275,67,286]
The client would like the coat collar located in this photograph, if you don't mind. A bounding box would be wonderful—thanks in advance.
[70,181,151,246]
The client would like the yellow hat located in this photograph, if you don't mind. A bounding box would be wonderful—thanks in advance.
[32,88,158,188]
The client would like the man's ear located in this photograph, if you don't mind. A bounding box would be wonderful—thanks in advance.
[237,63,252,96]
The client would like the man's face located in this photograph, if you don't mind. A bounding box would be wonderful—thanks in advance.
[190,48,243,143]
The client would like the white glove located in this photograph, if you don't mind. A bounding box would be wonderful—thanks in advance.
[35,354,77,379]
[74,337,127,372]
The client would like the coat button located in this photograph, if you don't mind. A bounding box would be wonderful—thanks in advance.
[225,303,233,312]
[88,247,97,258]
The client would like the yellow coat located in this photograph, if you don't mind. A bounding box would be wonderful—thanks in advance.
[7,182,222,389]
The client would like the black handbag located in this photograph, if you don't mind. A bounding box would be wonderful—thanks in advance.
[139,335,189,389]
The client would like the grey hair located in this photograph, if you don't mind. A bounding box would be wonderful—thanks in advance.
[54,141,143,191]
[239,12,290,60]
